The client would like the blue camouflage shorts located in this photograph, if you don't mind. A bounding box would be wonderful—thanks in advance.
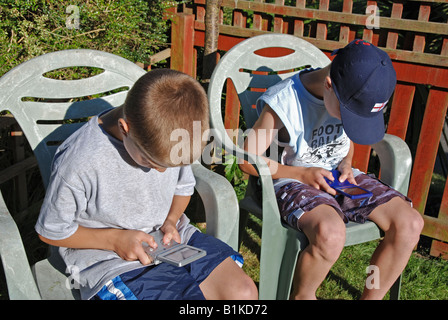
[275,173,412,231]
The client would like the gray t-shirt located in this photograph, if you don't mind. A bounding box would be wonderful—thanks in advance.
[35,113,197,299]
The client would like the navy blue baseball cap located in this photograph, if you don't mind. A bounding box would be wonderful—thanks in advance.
[330,39,396,145]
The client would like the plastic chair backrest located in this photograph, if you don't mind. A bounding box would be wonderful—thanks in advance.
[209,34,330,139]
[0,49,146,188]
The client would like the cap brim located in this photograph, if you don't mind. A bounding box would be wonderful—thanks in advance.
[340,105,385,145]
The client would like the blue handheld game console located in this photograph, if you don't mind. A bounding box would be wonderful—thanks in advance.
[325,169,372,199]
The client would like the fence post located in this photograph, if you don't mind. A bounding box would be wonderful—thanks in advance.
[171,13,196,78]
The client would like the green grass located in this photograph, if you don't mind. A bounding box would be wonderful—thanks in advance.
[239,213,448,300]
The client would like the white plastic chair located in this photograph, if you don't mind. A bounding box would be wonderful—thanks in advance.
[0,49,239,299]
[208,34,411,299]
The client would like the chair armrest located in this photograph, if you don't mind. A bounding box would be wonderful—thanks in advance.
[211,128,286,235]
[251,154,284,228]
[191,161,239,251]
[0,192,41,299]
[371,133,412,195]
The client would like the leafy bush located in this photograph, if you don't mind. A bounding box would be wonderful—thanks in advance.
[0,0,178,77]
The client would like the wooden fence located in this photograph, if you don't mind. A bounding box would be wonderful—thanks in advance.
[170,0,448,258]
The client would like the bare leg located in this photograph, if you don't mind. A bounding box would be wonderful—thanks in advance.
[199,257,258,300]
[360,197,424,299]
[290,205,346,300]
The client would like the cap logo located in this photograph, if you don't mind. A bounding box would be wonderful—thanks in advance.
[354,39,371,46]
[371,101,388,113]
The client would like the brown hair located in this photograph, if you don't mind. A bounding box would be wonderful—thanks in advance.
[123,69,209,167]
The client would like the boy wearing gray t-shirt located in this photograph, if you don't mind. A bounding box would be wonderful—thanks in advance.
[35,69,257,300]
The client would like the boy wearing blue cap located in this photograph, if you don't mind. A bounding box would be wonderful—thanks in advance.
[240,40,424,300]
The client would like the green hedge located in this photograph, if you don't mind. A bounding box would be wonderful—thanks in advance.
[0,0,179,77]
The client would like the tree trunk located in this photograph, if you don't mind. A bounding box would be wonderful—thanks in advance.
[202,0,222,89]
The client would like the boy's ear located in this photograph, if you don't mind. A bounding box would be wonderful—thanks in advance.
[324,76,332,90]
[118,118,130,136]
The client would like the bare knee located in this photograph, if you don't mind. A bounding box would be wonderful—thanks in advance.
[397,207,424,244]
[233,274,258,300]
[311,219,346,263]
[200,257,258,300]
[384,199,424,246]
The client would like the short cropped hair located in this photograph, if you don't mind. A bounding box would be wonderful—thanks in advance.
[123,69,209,167]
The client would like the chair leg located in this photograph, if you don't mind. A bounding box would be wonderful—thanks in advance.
[276,229,301,300]
[258,225,291,300]
[238,208,250,250]
[389,273,402,300]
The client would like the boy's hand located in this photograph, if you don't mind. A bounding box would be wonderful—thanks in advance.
[297,167,337,196]
[337,161,356,185]
[160,220,181,245]
[112,229,157,265]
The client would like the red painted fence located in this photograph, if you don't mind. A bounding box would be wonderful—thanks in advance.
[170,0,448,258]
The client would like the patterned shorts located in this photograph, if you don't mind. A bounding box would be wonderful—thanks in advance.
[275,173,411,231]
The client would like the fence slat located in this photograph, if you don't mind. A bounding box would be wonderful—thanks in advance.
[171,13,196,77]
[408,89,448,213]
[339,0,353,44]
[224,79,241,132]
[386,1,403,49]
[387,84,415,140]
[353,144,371,173]
[293,0,306,37]
[413,4,431,53]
